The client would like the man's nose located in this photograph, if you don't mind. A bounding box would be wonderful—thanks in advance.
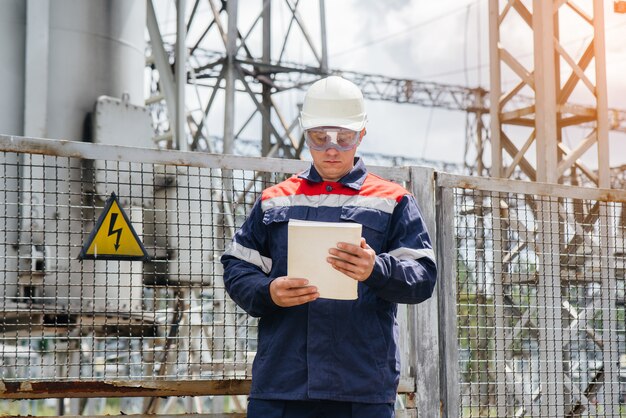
[325,145,340,154]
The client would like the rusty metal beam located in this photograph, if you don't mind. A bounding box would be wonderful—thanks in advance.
[0,380,252,399]
[0,377,418,400]
[81,415,246,418]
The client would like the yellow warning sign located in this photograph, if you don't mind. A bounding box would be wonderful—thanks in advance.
[79,192,149,261]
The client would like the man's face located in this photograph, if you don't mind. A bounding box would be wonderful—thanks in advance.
[308,129,363,182]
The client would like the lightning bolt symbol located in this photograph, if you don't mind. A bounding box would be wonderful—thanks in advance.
[107,213,123,251]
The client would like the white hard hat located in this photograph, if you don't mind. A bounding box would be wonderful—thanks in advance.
[300,76,367,131]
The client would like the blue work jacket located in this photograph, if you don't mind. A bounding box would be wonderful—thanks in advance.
[221,158,437,403]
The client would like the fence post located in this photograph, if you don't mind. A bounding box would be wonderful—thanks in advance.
[599,202,620,415]
[536,198,565,416]
[490,192,509,416]
[436,182,459,418]
[409,167,440,417]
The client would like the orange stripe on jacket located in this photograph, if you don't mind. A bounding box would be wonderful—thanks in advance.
[262,173,409,203]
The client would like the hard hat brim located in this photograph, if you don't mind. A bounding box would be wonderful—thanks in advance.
[300,116,367,132]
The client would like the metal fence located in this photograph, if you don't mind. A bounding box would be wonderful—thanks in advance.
[0,135,625,417]
[437,175,626,417]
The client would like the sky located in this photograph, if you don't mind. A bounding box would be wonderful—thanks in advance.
[158,0,626,171]
[324,0,492,163]
[320,0,626,168]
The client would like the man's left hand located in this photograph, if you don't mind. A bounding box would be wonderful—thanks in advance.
[327,237,376,282]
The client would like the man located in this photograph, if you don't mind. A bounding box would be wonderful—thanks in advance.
[221,76,437,418]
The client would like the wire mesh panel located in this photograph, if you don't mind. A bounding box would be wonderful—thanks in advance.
[7,136,625,416]
[0,154,292,385]
[453,185,626,417]
[0,137,420,413]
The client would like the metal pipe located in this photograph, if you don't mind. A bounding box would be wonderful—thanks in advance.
[488,0,502,178]
[147,0,177,148]
[176,0,187,151]
[319,0,328,73]
[24,0,49,138]
[533,0,558,183]
[261,0,271,156]
[593,0,610,188]
[222,0,238,155]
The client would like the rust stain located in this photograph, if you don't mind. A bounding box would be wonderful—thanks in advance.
[598,191,626,203]
[20,141,82,159]
[18,382,32,392]
[172,160,194,167]
[0,379,252,400]
[457,181,478,190]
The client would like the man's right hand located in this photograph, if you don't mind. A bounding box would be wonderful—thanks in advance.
[269,277,319,307]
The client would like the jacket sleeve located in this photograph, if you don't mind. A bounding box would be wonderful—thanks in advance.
[364,194,437,304]
[220,198,279,317]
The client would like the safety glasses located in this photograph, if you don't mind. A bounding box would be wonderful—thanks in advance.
[304,127,360,151]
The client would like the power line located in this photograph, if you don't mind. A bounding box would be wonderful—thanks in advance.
[330,0,485,58]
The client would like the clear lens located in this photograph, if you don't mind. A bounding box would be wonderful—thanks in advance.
[305,127,359,151]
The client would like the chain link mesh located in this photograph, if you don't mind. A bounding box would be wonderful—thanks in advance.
[455,188,625,417]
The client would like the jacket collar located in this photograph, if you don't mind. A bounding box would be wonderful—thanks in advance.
[298,157,367,191]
